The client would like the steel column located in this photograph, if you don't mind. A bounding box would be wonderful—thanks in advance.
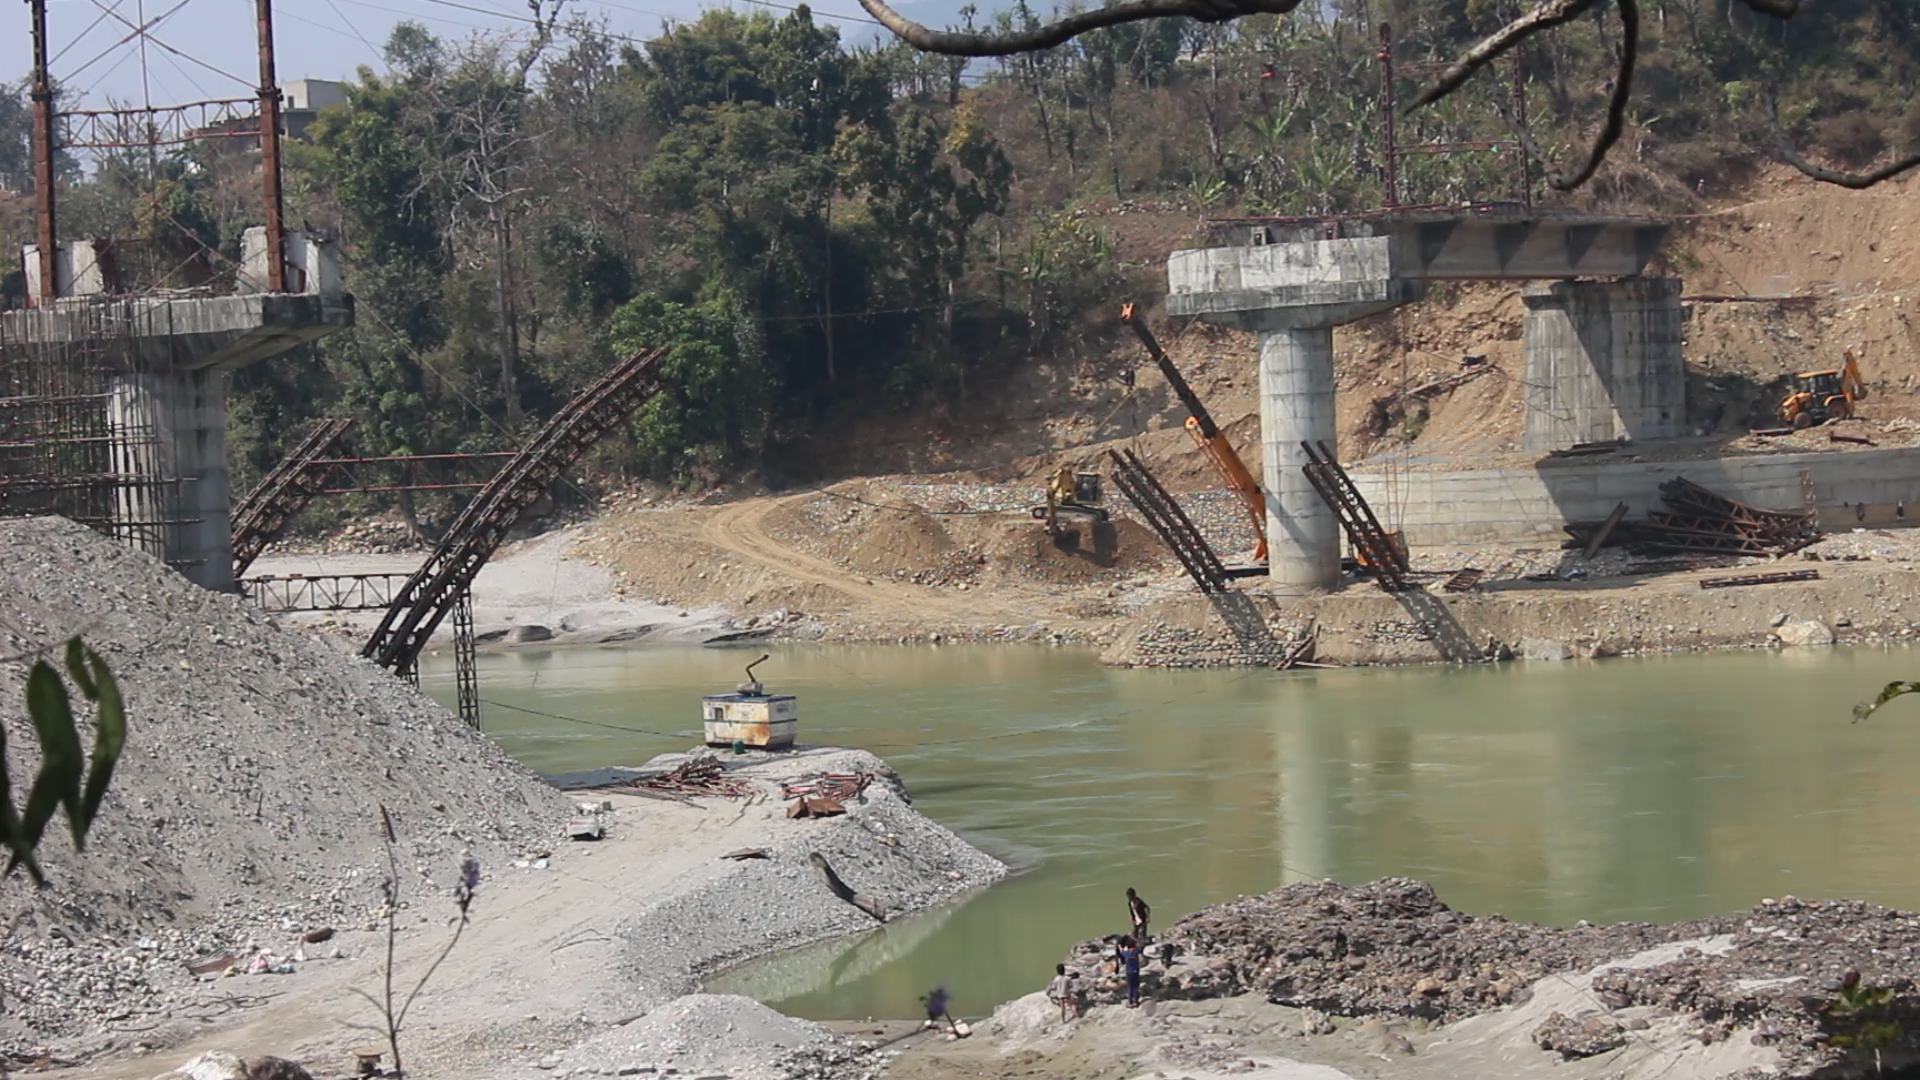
[29,0,58,303]
[255,0,286,292]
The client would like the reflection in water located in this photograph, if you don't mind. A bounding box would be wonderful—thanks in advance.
[420,642,1920,1020]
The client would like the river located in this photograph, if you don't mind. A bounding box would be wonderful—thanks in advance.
[419,642,1920,1022]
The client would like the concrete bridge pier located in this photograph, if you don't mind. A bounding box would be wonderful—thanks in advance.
[1165,241,1425,588]
[1166,213,1672,590]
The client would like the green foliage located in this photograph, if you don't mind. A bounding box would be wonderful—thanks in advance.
[1820,969,1903,1059]
[608,292,765,480]
[4,639,125,886]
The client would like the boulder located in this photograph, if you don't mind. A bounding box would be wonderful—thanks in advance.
[1533,1012,1626,1059]
[1776,620,1834,647]
[1522,638,1571,662]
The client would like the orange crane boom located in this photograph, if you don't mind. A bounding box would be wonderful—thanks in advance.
[1120,303,1268,564]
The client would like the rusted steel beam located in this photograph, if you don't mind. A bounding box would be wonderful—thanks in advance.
[230,417,355,578]
[362,349,667,674]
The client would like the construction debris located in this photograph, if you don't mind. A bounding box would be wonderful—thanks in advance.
[1699,569,1822,589]
[627,758,753,800]
[1441,568,1485,592]
[780,772,874,802]
[788,797,847,819]
[1830,432,1877,446]
[1563,477,1820,557]
[721,848,771,861]
[1547,442,1619,458]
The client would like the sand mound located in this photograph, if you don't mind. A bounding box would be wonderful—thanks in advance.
[846,505,957,576]
[553,994,847,1079]
[0,517,571,1048]
[983,518,1168,585]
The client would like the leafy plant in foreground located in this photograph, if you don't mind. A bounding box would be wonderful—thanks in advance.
[3,638,125,885]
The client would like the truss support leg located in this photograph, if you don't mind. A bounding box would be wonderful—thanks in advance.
[452,588,480,730]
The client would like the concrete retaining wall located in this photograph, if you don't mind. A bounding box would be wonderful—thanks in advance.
[1350,447,1920,548]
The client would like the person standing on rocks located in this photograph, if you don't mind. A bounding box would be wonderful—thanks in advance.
[1047,963,1079,1022]
[1126,887,1151,943]
[1114,936,1144,1008]
[922,984,961,1034]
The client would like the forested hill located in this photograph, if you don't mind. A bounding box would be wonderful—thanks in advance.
[2,0,1916,510]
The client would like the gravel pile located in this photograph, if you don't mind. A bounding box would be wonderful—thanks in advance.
[544,994,876,1080]
[0,517,573,1060]
[1059,878,1920,1077]
[618,749,1008,995]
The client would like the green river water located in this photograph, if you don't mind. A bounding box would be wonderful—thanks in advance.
[419,642,1920,1022]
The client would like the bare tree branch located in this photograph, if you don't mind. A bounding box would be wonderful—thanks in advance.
[850,0,1304,57]
[1409,0,1601,110]
[1482,0,1637,191]
[1766,96,1920,190]
[1734,0,1803,17]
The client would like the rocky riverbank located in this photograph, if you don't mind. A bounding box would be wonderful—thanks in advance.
[1040,878,1920,1079]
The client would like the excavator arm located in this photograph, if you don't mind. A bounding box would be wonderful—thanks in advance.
[1120,304,1269,564]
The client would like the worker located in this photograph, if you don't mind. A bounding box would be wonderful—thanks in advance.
[921,985,961,1035]
[1115,936,1144,1008]
[1126,886,1151,943]
[1047,963,1079,1022]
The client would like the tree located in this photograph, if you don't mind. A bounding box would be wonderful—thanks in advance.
[852,0,1920,191]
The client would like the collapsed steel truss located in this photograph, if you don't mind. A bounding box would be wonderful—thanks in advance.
[1106,447,1230,594]
[230,417,353,578]
[362,348,667,677]
[1564,477,1821,557]
[1300,440,1412,591]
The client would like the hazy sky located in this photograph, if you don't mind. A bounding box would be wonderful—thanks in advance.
[6,0,970,110]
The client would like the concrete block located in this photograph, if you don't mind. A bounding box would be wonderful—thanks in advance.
[239,227,345,297]
[21,241,114,299]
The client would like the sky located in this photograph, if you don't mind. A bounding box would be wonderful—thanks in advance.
[5,0,979,111]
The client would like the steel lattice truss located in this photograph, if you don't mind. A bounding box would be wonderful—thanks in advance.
[230,417,354,579]
[362,348,668,675]
[1107,447,1230,595]
[1300,440,1412,592]
[240,571,411,612]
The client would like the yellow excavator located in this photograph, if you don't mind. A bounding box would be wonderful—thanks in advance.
[1781,350,1868,429]
[1121,303,1268,565]
[1034,463,1108,535]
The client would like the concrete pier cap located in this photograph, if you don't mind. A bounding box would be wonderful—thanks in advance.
[1164,209,1671,590]
[4,230,354,593]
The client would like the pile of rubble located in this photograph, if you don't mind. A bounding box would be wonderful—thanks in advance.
[1566,477,1821,558]
[1059,878,1920,1076]
[0,517,572,1060]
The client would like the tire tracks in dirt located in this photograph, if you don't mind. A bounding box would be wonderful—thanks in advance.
[698,495,987,625]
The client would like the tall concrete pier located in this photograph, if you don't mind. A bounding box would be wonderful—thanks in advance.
[1168,211,1671,589]
[1,228,353,592]
[1522,277,1685,450]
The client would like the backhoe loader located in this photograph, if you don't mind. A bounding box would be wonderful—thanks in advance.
[1780,350,1868,429]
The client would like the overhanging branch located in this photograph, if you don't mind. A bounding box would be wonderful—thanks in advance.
[851,0,1304,56]
[1767,97,1920,190]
